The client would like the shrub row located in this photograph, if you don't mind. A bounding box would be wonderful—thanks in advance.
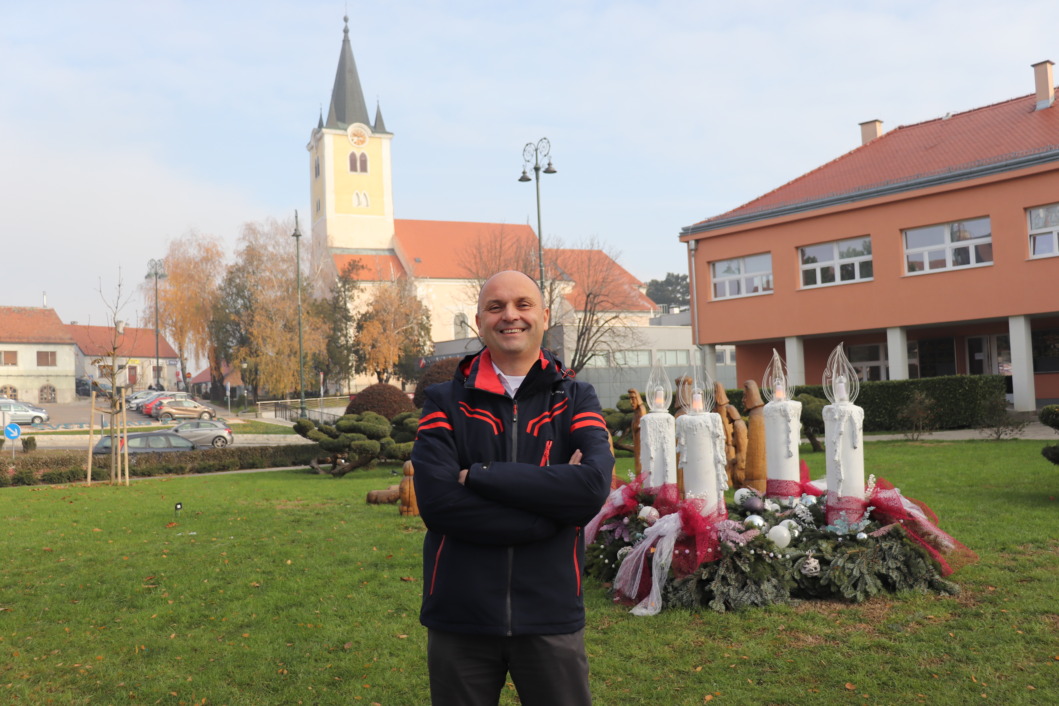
[0,445,321,488]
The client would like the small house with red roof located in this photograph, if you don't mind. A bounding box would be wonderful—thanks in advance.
[66,324,180,393]
[0,306,77,403]
[681,61,1059,411]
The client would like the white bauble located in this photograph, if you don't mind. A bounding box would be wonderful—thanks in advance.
[767,525,792,549]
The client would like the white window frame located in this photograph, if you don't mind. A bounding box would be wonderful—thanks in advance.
[800,236,873,288]
[613,350,651,367]
[658,349,689,367]
[1028,203,1059,258]
[710,253,773,300]
[903,217,993,274]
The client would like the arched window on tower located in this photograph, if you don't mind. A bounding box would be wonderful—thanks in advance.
[454,312,470,339]
[349,151,360,172]
[359,152,368,173]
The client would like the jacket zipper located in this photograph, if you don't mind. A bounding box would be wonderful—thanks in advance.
[506,399,518,635]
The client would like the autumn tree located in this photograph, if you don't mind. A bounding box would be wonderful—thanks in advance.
[311,260,363,393]
[210,217,326,400]
[352,277,431,384]
[142,230,225,390]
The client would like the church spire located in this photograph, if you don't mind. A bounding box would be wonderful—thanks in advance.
[324,16,370,129]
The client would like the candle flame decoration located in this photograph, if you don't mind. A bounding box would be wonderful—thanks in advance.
[761,348,789,403]
[677,362,715,415]
[645,356,673,413]
[822,343,860,404]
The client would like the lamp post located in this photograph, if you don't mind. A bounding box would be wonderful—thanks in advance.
[145,259,167,390]
[519,138,557,293]
[292,212,307,418]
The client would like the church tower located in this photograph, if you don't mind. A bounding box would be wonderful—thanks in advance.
[307,17,395,286]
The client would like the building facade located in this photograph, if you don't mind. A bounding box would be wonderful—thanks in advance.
[0,307,78,404]
[681,62,1059,411]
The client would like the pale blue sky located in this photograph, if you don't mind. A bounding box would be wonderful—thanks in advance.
[3,0,1058,327]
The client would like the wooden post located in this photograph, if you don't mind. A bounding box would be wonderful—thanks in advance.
[86,391,95,486]
[743,380,767,493]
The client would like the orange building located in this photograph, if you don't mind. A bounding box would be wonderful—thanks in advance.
[681,61,1059,411]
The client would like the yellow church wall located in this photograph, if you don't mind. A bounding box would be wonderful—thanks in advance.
[330,137,386,217]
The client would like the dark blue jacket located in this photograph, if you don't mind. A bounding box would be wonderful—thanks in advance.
[412,348,614,636]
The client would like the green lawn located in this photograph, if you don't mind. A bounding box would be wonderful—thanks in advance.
[1,441,1056,704]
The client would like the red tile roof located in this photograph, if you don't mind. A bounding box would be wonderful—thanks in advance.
[190,362,243,386]
[693,90,1059,229]
[332,253,406,281]
[394,219,538,279]
[0,307,75,344]
[66,325,179,358]
[549,249,656,312]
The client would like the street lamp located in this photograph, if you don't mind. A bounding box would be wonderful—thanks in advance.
[519,138,557,293]
[292,212,307,418]
[145,259,167,390]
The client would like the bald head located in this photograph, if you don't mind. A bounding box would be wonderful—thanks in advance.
[477,270,542,312]
[475,270,550,375]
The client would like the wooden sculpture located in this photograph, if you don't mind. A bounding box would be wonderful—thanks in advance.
[399,460,419,516]
[742,380,767,493]
[714,381,745,488]
[628,388,646,477]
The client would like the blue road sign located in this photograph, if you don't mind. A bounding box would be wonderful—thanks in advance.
[4,423,21,440]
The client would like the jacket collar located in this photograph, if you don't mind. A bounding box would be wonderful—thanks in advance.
[458,348,571,395]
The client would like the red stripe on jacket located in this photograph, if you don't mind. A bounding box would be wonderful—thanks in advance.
[570,411,607,433]
[526,399,569,436]
[459,401,503,434]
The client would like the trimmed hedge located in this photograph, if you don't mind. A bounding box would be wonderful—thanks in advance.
[0,445,322,488]
[715,374,1006,432]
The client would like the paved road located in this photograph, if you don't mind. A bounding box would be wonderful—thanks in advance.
[13,400,314,450]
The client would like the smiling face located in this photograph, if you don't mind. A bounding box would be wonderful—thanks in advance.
[476,271,550,376]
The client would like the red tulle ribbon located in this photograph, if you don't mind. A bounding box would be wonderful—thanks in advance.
[767,459,825,499]
[584,473,646,546]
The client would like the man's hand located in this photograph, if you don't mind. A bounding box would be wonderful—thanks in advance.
[569,450,582,464]
[458,469,469,485]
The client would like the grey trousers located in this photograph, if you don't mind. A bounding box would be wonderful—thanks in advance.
[427,628,591,706]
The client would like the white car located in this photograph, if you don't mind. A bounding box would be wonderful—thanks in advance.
[0,400,49,425]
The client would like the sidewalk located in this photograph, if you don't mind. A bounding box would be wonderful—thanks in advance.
[865,421,1056,442]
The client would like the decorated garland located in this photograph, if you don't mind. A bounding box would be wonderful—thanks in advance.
[585,467,972,614]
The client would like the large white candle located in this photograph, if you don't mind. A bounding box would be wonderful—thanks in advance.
[823,402,865,501]
[676,412,728,515]
[764,398,802,497]
[640,411,676,488]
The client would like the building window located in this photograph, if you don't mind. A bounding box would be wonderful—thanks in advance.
[1032,327,1059,373]
[349,151,369,173]
[658,349,690,367]
[1028,204,1059,258]
[715,346,736,366]
[39,384,56,403]
[354,191,371,208]
[1,351,16,366]
[36,351,57,367]
[909,337,957,377]
[800,236,873,288]
[904,217,992,274]
[314,156,320,179]
[582,352,610,368]
[613,350,651,367]
[0,385,17,399]
[846,343,887,381]
[453,312,470,339]
[710,253,773,299]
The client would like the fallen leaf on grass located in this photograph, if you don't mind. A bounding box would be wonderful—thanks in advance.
[704,696,713,703]
[846,683,856,691]
[400,576,416,582]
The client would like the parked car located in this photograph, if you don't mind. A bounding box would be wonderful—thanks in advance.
[92,431,196,454]
[130,391,168,412]
[0,400,49,425]
[171,419,234,448]
[153,399,215,422]
[124,390,157,409]
[142,392,191,417]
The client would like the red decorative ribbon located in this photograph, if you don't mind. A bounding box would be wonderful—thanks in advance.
[767,460,825,500]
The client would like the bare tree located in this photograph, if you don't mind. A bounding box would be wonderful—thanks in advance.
[547,237,650,374]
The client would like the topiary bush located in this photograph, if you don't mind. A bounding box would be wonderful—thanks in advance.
[391,410,422,444]
[294,411,394,477]
[1039,405,1059,433]
[413,357,462,407]
[346,383,414,419]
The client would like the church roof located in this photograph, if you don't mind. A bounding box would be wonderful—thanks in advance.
[329,220,655,313]
[324,17,371,130]
[687,86,1059,233]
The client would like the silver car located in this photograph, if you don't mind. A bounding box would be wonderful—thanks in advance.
[171,419,234,448]
[0,400,49,425]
